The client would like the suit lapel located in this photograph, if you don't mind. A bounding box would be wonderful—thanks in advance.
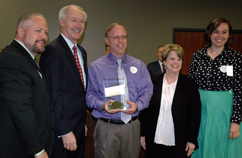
[155,61,162,74]
[57,35,83,84]
[172,73,183,109]
[154,74,164,109]
[155,73,183,112]
[11,40,40,71]
[10,40,51,90]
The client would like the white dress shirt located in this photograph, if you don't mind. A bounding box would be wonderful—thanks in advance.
[61,33,86,89]
[158,60,164,73]
[154,76,178,146]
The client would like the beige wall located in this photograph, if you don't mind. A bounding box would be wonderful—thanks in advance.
[1,0,242,65]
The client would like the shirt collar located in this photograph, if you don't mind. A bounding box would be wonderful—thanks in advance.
[158,60,163,66]
[163,75,178,91]
[61,33,77,52]
[108,52,127,64]
[14,39,35,59]
[202,46,228,58]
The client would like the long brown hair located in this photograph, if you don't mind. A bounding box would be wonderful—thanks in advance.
[204,18,233,49]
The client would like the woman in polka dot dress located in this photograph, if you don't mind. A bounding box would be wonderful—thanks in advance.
[188,18,242,158]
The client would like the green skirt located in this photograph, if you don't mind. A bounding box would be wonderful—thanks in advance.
[192,89,242,158]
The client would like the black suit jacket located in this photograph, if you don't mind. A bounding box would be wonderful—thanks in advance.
[0,40,55,158]
[40,35,87,158]
[147,60,163,78]
[140,73,201,157]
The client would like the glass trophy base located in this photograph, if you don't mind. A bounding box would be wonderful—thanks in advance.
[108,101,124,110]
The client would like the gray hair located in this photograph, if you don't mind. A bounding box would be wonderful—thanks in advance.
[157,45,163,52]
[59,5,87,24]
[16,12,45,32]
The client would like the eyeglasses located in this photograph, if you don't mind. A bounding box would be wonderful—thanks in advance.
[107,35,128,41]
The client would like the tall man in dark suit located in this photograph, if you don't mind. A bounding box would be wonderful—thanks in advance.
[0,13,55,158]
[147,45,164,77]
[40,5,88,158]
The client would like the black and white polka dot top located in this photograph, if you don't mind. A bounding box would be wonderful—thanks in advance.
[188,47,242,124]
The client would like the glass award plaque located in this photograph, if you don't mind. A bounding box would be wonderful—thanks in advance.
[108,101,124,110]
[103,78,127,110]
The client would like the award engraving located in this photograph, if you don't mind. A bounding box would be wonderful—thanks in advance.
[103,78,127,110]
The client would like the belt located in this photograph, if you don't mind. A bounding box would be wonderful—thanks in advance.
[100,116,138,125]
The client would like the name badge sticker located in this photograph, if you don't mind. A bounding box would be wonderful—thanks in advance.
[227,65,233,76]
[220,65,227,73]
[130,66,137,74]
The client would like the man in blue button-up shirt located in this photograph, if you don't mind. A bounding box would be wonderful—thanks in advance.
[86,23,153,158]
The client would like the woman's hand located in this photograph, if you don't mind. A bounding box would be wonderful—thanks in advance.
[229,122,240,139]
[185,142,195,157]
[140,136,146,150]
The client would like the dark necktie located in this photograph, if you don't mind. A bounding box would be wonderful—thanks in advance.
[34,58,39,68]
[73,46,85,90]
[163,67,166,73]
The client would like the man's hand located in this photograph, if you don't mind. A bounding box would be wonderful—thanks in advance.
[62,132,77,151]
[140,136,146,150]
[185,142,195,157]
[229,122,240,139]
[35,150,48,158]
[120,100,138,115]
[102,99,121,114]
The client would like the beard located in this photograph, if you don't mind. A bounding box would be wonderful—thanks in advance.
[23,38,46,55]
[32,42,45,55]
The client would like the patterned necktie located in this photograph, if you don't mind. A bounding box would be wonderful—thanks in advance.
[163,66,166,73]
[117,59,131,124]
[73,46,85,90]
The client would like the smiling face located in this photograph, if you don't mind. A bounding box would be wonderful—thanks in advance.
[210,23,229,48]
[60,6,85,44]
[105,25,127,58]
[163,50,182,75]
[21,15,48,56]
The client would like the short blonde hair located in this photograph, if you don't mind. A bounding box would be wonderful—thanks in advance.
[162,43,184,62]
[105,22,125,37]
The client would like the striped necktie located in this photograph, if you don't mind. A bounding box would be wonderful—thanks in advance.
[73,46,85,90]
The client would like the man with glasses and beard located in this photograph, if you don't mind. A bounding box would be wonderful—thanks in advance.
[0,13,55,158]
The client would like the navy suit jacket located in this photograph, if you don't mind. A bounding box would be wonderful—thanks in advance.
[0,40,55,158]
[147,60,163,78]
[140,73,201,157]
[40,35,87,158]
